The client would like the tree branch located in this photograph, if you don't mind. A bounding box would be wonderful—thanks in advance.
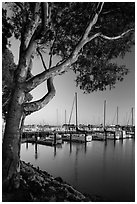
[48,38,56,69]
[25,3,104,92]
[25,31,101,93]
[24,36,56,115]
[24,25,134,91]
[26,57,33,79]
[23,77,56,115]
[41,2,48,31]
[36,47,48,70]
[24,3,41,57]
[25,3,49,57]
[83,2,104,40]
[100,29,134,40]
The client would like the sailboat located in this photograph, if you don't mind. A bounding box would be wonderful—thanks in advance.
[63,93,92,142]
[107,106,123,140]
[107,106,134,140]
[124,107,135,138]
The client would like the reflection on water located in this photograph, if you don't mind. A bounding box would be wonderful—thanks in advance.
[21,139,135,202]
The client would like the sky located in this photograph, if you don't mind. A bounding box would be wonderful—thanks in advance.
[8,7,135,127]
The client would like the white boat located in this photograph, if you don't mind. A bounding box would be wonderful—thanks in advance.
[46,133,62,144]
[63,133,92,142]
[48,133,62,139]
[73,133,92,142]
[122,130,127,139]
[115,130,123,139]
[122,130,134,138]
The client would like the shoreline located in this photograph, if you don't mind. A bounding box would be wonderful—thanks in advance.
[3,161,106,202]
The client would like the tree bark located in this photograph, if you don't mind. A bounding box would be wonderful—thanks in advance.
[2,85,24,191]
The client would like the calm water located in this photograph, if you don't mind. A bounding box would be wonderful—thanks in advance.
[21,139,135,202]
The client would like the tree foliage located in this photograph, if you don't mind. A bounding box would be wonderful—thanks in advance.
[3,2,135,105]
[2,8,13,51]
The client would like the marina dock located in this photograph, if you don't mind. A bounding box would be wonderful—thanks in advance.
[22,127,135,146]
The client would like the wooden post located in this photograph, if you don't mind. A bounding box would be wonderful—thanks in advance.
[104,129,107,140]
[70,134,72,142]
[54,133,56,145]
[121,129,123,140]
[26,142,28,149]
[114,131,116,140]
[114,139,116,147]
[35,143,38,159]
[105,139,107,147]
[54,145,57,157]
[85,133,87,143]
[84,141,87,153]
[35,133,37,142]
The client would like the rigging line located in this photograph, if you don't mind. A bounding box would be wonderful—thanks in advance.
[68,95,75,125]
[112,109,117,125]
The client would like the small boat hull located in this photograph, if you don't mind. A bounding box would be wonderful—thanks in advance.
[63,133,92,142]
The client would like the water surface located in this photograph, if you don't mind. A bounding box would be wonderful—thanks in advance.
[21,139,135,202]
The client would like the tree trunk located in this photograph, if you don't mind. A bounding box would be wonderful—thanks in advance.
[2,85,25,191]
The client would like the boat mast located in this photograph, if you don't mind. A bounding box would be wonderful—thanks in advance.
[65,109,67,131]
[56,109,58,126]
[104,100,106,129]
[75,92,78,131]
[131,107,134,126]
[68,96,75,125]
[117,106,119,126]
[65,109,66,124]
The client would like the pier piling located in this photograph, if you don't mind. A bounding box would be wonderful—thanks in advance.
[114,132,116,140]
[70,134,72,142]
[54,133,56,145]
[85,133,87,143]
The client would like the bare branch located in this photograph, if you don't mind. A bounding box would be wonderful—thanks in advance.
[100,29,134,40]
[19,3,41,54]
[83,2,104,40]
[25,3,49,58]
[48,38,56,69]
[37,47,48,70]
[24,3,41,57]
[102,8,121,15]
[24,78,56,115]
[26,37,56,115]
[96,2,104,15]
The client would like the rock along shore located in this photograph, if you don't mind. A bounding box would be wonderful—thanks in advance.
[3,161,106,202]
